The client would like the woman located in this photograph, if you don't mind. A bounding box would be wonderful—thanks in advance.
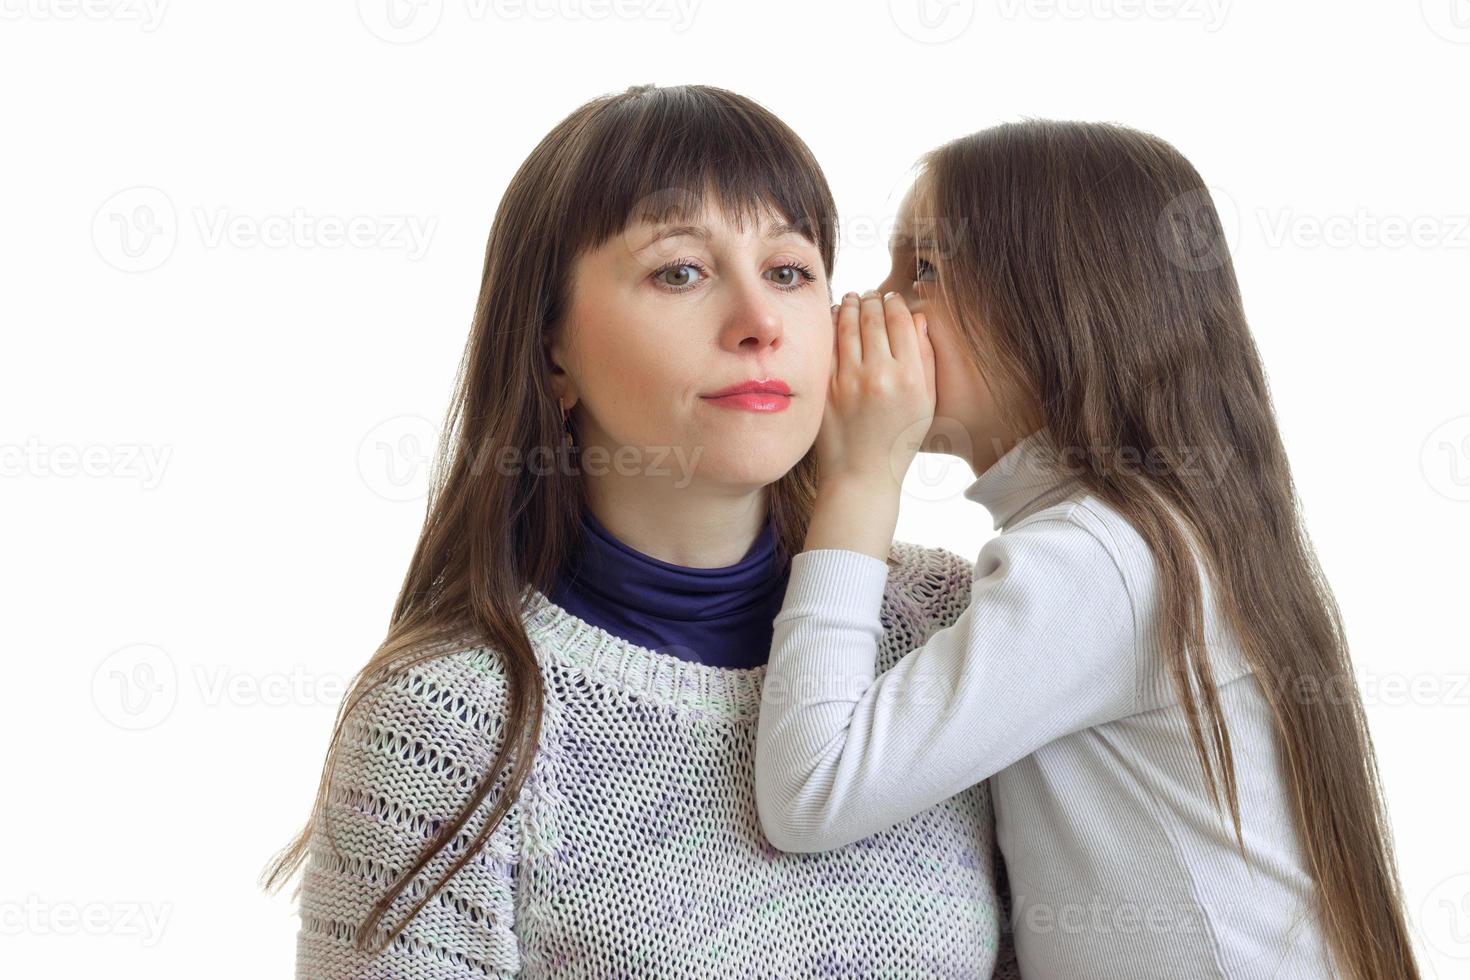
[262,84,1017,978]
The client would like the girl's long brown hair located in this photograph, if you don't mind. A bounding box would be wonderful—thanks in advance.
[258,83,840,956]
[919,119,1418,979]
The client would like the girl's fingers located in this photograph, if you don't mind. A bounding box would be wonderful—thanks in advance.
[829,305,840,377]
[882,290,918,367]
[915,311,936,405]
[836,293,863,369]
[858,290,892,363]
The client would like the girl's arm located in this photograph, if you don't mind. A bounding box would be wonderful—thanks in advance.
[753,513,1139,853]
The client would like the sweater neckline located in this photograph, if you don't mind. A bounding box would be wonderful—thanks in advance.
[522,586,768,721]
[521,545,915,721]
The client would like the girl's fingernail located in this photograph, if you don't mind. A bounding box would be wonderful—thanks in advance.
[882,290,896,301]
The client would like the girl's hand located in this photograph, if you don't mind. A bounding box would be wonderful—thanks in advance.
[800,290,935,561]
[816,290,936,492]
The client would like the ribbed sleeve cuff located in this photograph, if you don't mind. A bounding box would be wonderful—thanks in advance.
[778,548,891,625]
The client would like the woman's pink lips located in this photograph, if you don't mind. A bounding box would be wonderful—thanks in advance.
[700,392,792,412]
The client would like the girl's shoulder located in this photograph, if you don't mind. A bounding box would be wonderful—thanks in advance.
[1011,493,1253,697]
[1006,490,1185,601]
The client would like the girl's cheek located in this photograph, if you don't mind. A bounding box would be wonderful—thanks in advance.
[910,279,935,310]
[913,282,953,334]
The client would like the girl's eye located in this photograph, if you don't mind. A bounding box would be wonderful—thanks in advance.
[915,257,938,283]
[653,261,704,291]
[766,263,818,289]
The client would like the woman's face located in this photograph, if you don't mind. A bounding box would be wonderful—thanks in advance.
[878,180,1008,469]
[549,200,832,490]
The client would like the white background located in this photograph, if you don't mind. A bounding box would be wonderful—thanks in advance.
[2,1,1467,976]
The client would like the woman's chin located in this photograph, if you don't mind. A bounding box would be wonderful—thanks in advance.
[699,458,805,489]
[682,437,811,489]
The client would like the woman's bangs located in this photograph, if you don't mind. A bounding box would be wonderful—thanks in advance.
[563,87,836,267]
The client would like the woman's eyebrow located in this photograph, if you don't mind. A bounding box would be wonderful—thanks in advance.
[632,219,816,251]
[764,222,812,242]
[638,224,710,248]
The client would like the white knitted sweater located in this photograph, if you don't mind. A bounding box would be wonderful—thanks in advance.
[293,540,1019,979]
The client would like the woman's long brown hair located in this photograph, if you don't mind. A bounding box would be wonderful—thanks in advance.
[919,119,1418,979]
[258,83,839,956]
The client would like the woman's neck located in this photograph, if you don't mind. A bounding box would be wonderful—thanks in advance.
[583,477,772,568]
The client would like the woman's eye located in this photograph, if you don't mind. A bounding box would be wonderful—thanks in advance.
[656,263,702,289]
[765,263,816,289]
[915,257,938,283]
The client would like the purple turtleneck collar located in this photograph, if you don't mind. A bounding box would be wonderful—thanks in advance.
[547,507,789,669]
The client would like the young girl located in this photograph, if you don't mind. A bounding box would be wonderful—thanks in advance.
[753,120,1420,979]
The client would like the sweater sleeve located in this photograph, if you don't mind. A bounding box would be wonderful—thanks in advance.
[754,516,1138,853]
[294,650,523,979]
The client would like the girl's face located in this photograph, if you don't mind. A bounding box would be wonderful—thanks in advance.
[878,181,1013,470]
[549,200,832,489]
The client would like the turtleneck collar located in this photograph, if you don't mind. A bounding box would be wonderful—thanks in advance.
[546,506,788,669]
[962,428,1083,531]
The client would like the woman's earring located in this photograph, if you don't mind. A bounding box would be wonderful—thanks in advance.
[559,398,576,449]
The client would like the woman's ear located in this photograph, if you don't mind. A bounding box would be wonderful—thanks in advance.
[544,333,578,409]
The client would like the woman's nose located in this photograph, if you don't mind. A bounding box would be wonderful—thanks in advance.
[724,284,783,351]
